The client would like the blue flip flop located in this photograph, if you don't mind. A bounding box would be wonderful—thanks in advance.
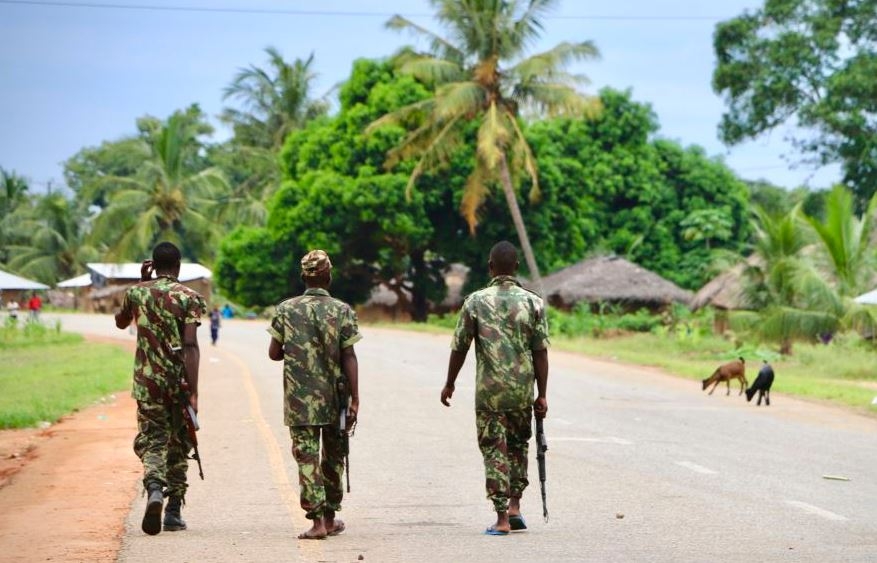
[509,514,527,531]
[484,526,510,536]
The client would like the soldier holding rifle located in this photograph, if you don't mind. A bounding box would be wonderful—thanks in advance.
[114,241,206,535]
[442,240,550,535]
[268,250,361,540]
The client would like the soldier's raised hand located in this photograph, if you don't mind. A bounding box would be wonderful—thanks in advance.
[140,259,154,282]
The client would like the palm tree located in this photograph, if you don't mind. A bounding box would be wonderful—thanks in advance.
[0,168,30,265]
[90,112,230,262]
[6,192,98,284]
[368,0,600,293]
[743,203,856,354]
[221,47,327,150]
[804,185,876,297]
[220,48,328,223]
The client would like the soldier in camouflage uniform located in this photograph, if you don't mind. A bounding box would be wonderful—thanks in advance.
[442,240,549,535]
[268,249,361,540]
[115,242,206,536]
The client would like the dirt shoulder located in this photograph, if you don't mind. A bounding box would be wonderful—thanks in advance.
[0,335,140,562]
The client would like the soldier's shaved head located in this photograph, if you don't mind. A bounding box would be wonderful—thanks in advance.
[488,241,519,276]
[152,241,181,272]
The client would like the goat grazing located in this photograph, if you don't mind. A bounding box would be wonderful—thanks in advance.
[745,361,775,406]
[702,357,747,396]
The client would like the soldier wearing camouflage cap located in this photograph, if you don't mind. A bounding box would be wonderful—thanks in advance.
[442,240,549,536]
[268,249,361,540]
[115,241,206,536]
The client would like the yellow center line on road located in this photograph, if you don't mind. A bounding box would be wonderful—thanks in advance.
[219,348,324,554]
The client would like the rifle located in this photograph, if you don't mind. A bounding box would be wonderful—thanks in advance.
[180,380,204,480]
[535,416,548,521]
[337,380,352,492]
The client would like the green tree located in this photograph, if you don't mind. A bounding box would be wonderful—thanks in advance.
[218,48,329,225]
[516,89,751,290]
[742,204,842,354]
[64,138,150,211]
[218,58,453,318]
[804,185,876,297]
[713,0,877,206]
[221,48,327,150]
[5,192,98,284]
[90,109,229,262]
[680,208,734,250]
[0,168,31,266]
[370,0,601,293]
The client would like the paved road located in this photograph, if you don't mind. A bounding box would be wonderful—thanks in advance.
[49,313,877,562]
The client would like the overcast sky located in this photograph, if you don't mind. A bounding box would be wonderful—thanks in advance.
[0,0,841,193]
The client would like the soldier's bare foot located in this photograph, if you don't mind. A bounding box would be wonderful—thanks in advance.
[326,519,346,536]
[297,519,327,540]
[488,511,511,534]
[509,497,521,517]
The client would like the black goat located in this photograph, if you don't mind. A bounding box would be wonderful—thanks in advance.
[745,361,775,406]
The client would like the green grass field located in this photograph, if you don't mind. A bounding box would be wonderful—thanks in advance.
[0,321,132,429]
[387,319,877,415]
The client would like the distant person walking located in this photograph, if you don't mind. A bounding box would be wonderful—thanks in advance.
[209,306,221,346]
[115,241,206,536]
[27,293,42,321]
[267,249,361,540]
[442,240,550,536]
[6,299,19,321]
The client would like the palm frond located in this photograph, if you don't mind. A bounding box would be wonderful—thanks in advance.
[434,81,484,120]
[460,164,490,233]
[399,113,466,198]
[511,0,559,49]
[509,41,600,82]
[397,53,465,84]
[514,82,600,118]
[477,102,511,171]
[365,99,435,135]
[386,14,464,63]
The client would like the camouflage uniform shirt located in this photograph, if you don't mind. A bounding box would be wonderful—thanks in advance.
[267,288,362,427]
[451,275,549,412]
[121,276,207,403]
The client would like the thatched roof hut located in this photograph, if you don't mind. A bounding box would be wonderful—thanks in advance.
[541,256,692,310]
[690,256,760,311]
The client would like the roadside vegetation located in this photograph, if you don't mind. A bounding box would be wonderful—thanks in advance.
[0,319,131,429]
[417,305,877,415]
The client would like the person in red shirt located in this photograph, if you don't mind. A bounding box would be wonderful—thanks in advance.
[27,293,42,321]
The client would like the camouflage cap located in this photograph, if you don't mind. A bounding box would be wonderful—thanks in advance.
[301,249,332,277]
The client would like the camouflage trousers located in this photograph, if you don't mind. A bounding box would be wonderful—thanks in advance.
[289,424,344,520]
[476,408,532,512]
[134,400,191,499]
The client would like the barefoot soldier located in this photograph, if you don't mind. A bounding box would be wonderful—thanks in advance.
[441,241,550,535]
[268,250,361,540]
[114,242,206,535]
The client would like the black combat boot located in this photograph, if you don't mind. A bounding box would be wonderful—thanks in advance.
[141,483,164,535]
[163,496,187,531]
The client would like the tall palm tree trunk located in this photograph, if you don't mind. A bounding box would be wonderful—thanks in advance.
[498,153,543,296]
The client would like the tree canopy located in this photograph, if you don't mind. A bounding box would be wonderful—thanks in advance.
[713,0,877,207]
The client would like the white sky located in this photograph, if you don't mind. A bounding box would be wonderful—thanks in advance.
[0,0,841,193]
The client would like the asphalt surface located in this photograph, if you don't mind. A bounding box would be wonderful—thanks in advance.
[48,313,877,562]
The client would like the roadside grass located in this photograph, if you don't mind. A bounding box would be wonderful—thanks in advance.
[378,316,877,415]
[557,332,877,412]
[0,321,131,429]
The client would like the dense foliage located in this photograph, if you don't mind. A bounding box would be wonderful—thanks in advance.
[713,0,877,208]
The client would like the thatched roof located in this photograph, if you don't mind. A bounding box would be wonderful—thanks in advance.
[690,256,760,311]
[541,256,692,308]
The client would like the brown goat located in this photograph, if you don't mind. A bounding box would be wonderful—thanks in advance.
[702,357,747,396]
